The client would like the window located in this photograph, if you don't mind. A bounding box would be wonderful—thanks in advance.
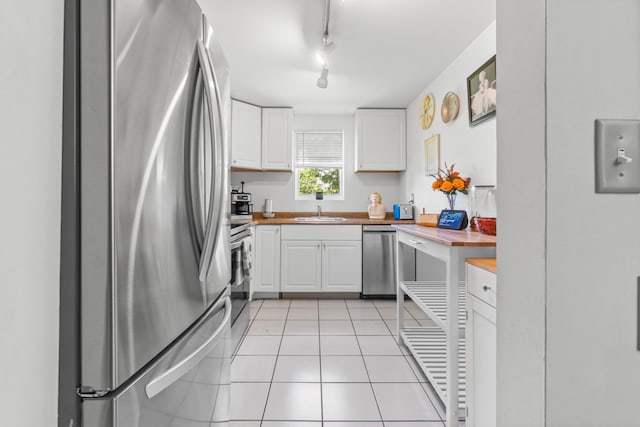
[294,131,344,200]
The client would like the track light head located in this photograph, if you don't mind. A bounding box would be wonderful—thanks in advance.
[317,67,329,89]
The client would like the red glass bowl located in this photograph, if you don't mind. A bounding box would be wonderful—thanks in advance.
[475,217,496,235]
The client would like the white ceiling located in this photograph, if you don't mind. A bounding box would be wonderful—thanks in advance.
[200,0,496,114]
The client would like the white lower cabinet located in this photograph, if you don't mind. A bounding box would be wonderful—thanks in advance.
[465,262,497,427]
[253,225,280,292]
[281,240,322,291]
[322,241,362,291]
[280,225,362,293]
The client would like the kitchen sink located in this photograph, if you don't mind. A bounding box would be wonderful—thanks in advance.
[293,216,348,222]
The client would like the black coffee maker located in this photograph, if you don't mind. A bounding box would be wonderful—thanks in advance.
[231,181,252,217]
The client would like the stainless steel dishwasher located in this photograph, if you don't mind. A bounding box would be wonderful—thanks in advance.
[362,225,415,297]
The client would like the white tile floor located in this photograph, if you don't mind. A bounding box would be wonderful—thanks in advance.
[230,298,451,427]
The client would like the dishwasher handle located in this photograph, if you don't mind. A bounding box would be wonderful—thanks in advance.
[362,225,396,232]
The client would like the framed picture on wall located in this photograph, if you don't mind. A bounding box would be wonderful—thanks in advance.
[467,55,496,126]
[424,134,440,176]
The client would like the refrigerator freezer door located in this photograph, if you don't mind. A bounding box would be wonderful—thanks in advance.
[83,294,232,427]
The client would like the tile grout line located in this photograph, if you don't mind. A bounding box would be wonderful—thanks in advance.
[350,299,386,425]
[232,299,263,363]
[233,299,264,425]
[258,299,290,424]
[316,299,323,426]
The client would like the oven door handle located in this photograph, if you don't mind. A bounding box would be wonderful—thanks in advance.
[230,233,251,250]
[230,240,243,251]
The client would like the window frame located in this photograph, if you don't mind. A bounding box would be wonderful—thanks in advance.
[294,130,345,201]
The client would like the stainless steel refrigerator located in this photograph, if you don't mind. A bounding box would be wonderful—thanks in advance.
[59,0,232,425]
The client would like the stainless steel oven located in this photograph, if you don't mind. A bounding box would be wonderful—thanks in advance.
[229,222,252,354]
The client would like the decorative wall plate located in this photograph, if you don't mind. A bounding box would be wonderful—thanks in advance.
[441,91,460,123]
[420,93,435,130]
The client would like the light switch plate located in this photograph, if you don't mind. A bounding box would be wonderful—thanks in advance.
[595,119,640,193]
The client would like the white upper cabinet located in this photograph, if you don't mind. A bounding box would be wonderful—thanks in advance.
[354,109,406,171]
[261,107,293,171]
[231,100,262,170]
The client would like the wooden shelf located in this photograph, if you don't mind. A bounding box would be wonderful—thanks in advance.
[400,327,466,413]
[400,281,466,334]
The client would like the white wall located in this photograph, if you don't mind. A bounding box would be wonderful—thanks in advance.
[498,1,640,426]
[232,114,403,213]
[496,0,546,425]
[0,1,64,426]
[545,1,640,425]
[403,22,497,215]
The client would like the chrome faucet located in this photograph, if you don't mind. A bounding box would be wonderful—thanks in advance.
[317,204,322,217]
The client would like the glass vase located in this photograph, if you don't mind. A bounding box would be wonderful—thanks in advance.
[446,192,457,210]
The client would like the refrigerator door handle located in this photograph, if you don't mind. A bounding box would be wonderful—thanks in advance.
[186,67,206,256]
[196,40,224,281]
[145,295,231,399]
[202,40,227,280]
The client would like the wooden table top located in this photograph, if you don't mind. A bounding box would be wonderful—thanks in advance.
[391,224,497,247]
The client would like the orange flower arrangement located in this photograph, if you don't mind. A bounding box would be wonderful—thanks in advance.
[431,163,471,210]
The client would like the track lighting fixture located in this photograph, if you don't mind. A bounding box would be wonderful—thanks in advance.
[317,66,329,89]
[315,0,334,89]
[316,36,336,67]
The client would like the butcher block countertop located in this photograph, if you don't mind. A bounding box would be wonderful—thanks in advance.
[466,258,497,274]
[250,212,416,225]
[391,224,497,247]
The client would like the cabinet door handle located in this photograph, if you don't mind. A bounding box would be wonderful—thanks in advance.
[408,239,423,245]
[482,284,491,291]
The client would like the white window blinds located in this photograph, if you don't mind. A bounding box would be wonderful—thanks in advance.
[295,131,344,168]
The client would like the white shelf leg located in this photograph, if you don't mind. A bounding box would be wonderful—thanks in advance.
[396,232,405,340]
[445,247,460,427]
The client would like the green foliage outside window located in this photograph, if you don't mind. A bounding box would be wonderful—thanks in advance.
[298,168,340,195]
